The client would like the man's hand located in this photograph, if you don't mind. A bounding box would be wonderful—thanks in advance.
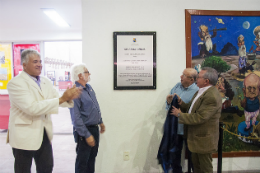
[59,85,82,104]
[170,106,182,117]
[99,123,105,134]
[166,94,173,104]
[86,135,95,147]
[173,93,182,105]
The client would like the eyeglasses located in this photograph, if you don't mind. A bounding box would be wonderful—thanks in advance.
[197,76,208,80]
[84,71,90,74]
[182,74,192,78]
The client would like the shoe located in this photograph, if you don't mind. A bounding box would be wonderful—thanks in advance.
[244,127,251,131]
[244,126,253,131]
[237,110,244,117]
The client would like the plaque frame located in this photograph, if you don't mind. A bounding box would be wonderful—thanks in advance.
[113,32,156,90]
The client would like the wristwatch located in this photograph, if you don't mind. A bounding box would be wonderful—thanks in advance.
[177,113,180,117]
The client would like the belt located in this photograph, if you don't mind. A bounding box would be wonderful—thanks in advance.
[86,124,98,128]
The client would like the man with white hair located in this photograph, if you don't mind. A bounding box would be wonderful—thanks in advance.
[69,63,105,173]
[7,49,81,173]
[171,67,222,173]
[159,68,199,173]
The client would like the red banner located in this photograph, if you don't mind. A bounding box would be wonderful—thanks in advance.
[13,44,40,76]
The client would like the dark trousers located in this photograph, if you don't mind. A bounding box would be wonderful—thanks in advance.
[239,65,254,74]
[12,129,53,173]
[75,125,99,173]
[171,135,183,173]
[192,152,213,173]
[171,135,193,173]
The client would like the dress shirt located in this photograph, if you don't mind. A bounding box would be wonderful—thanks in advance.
[166,82,199,135]
[70,81,103,139]
[188,85,212,113]
[24,71,41,88]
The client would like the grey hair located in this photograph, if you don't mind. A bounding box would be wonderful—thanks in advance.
[21,49,41,64]
[70,63,88,83]
[201,67,218,85]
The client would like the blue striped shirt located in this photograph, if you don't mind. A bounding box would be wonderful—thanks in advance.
[166,82,199,135]
[69,81,103,139]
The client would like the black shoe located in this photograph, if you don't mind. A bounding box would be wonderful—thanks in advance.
[237,110,244,117]
[244,126,252,131]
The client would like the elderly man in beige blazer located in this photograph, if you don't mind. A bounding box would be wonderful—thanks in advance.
[171,67,222,173]
[7,49,81,173]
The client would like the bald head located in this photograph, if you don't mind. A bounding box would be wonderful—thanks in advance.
[181,68,198,88]
[185,68,198,81]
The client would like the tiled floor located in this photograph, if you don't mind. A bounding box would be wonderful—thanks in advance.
[0,107,76,173]
[0,131,76,173]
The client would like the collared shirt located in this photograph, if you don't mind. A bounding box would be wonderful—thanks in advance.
[23,71,41,89]
[69,81,103,139]
[166,82,199,135]
[188,85,212,113]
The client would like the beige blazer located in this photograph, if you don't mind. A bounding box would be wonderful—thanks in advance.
[7,71,73,150]
[179,86,222,154]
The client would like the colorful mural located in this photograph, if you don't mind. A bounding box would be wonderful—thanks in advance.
[190,15,260,152]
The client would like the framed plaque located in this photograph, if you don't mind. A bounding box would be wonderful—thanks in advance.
[113,32,156,90]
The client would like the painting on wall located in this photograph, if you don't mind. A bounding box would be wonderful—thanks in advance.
[186,10,260,156]
[0,43,13,91]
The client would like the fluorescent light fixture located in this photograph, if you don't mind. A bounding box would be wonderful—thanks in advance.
[42,8,70,27]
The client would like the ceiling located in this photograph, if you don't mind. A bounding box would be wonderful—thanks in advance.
[0,0,82,41]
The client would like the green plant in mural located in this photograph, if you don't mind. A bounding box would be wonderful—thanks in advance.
[201,56,231,76]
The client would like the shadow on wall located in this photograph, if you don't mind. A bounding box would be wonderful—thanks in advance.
[134,90,172,172]
[134,105,166,173]
[113,89,167,172]
[135,90,170,172]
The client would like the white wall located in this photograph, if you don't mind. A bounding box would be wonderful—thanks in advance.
[82,0,260,172]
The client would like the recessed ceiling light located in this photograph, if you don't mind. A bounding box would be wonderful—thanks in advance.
[42,8,70,27]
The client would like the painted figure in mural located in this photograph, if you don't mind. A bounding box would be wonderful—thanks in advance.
[198,25,218,58]
[241,73,260,131]
[238,34,256,74]
[238,57,255,75]
[249,26,260,53]
[215,76,243,116]
[238,34,246,57]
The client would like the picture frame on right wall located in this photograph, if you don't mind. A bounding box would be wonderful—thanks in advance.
[186,9,260,157]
